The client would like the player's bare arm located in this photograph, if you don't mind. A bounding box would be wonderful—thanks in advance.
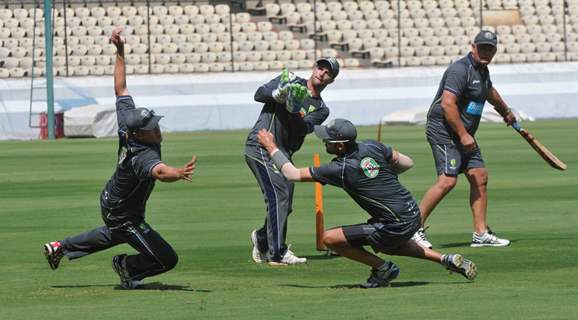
[487,87,516,125]
[441,90,475,150]
[390,149,414,174]
[257,129,314,182]
[111,26,129,97]
[152,155,197,182]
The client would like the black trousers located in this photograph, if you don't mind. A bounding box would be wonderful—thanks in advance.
[245,154,295,261]
[61,218,178,281]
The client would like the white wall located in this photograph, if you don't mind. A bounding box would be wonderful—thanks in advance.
[2,61,578,139]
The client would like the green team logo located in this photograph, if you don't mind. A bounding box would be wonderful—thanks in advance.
[360,157,380,178]
[449,158,457,170]
[308,105,316,113]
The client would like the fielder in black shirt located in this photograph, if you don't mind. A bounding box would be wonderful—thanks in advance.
[257,119,477,288]
[43,27,197,289]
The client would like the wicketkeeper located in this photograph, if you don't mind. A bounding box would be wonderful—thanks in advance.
[43,27,197,289]
[245,58,339,265]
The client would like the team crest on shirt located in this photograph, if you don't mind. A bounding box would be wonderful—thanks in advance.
[360,157,380,178]
[449,158,457,170]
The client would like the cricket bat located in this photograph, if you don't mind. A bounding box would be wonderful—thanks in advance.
[512,122,567,171]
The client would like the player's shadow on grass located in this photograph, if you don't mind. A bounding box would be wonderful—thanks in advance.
[303,254,341,261]
[52,282,211,292]
[281,281,429,289]
[116,282,211,292]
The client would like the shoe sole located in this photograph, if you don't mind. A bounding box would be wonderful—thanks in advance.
[470,242,510,247]
[451,254,477,281]
[267,261,288,266]
[250,230,265,264]
[43,243,58,270]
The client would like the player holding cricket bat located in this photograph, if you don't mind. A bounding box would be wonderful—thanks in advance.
[413,30,517,249]
[257,119,477,288]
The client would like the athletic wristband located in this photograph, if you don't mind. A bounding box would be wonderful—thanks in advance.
[271,149,290,169]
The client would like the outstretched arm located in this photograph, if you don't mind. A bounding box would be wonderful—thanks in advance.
[110,26,129,97]
[152,155,197,182]
[257,129,314,182]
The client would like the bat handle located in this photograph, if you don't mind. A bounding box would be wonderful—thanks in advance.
[511,121,522,132]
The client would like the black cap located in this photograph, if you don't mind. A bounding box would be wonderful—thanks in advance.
[314,118,357,143]
[126,108,163,131]
[474,30,498,47]
[316,57,340,79]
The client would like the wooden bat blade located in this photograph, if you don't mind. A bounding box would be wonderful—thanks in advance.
[515,125,567,171]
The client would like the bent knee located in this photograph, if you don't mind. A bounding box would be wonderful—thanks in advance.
[322,231,340,248]
[322,229,347,248]
[162,252,179,271]
[437,176,457,192]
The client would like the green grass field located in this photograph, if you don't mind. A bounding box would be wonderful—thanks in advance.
[1,119,577,319]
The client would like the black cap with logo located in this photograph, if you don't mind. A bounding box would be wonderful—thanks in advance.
[314,118,357,143]
[316,57,340,79]
[126,108,163,131]
[474,30,498,47]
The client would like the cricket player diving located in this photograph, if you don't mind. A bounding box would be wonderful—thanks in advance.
[42,27,197,289]
[245,58,339,265]
[257,119,477,287]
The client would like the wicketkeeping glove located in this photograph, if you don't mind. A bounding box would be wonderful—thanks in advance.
[285,82,311,114]
[272,69,297,103]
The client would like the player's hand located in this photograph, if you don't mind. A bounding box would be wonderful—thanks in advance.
[272,69,298,103]
[285,82,311,114]
[257,129,277,152]
[181,155,197,182]
[460,133,476,151]
[503,110,516,126]
[110,26,125,49]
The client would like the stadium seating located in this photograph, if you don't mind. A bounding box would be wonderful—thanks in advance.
[2,0,578,78]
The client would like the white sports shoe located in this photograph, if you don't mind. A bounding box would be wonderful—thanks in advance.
[471,227,510,247]
[441,254,477,281]
[268,246,307,266]
[250,230,266,264]
[411,227,433,249]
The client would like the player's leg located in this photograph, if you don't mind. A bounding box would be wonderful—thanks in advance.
[246,154,304,264]
[465,167,489,234]
[464,149,509,247]
[245,155,273,262]
[383,240,477,281]
[413,144,461,248]
[419,144,461,224]
[112,221,178,288]
[43,225,124,270]
[324,224,399,288]
[323,226,384,268]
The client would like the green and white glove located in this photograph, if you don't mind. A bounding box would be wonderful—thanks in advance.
[285,82,311,114]
[272,69,297,103]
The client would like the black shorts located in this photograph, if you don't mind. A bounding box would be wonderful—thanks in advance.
[342,221,418,253]
[430,143,485,176]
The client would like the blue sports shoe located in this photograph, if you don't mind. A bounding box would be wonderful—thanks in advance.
[361,262,400,288]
